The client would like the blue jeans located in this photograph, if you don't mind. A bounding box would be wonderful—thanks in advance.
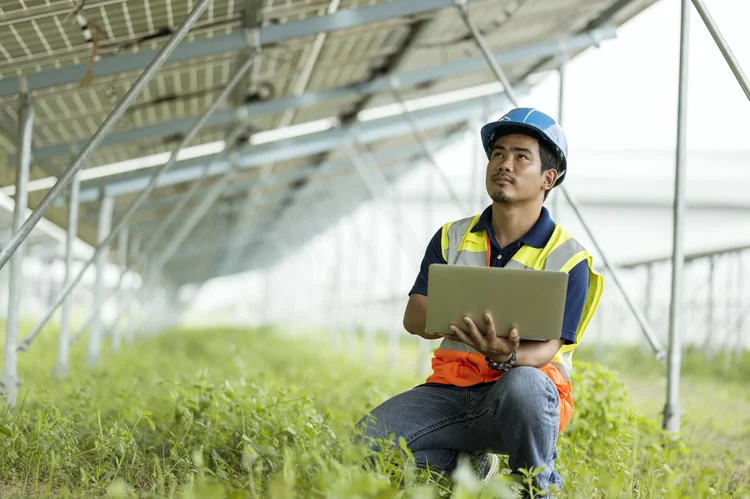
[356,366,563,492]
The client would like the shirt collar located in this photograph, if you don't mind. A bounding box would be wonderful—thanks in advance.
[470,205,554,249]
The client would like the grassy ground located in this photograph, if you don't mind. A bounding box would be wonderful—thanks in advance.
[576,346,750,496]
[0,326,747,498]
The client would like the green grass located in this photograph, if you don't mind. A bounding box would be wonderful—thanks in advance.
[0,326,747,498]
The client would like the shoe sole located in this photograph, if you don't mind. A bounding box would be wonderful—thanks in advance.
[483,453,500,482]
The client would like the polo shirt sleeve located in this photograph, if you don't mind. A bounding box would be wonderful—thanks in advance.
[561,260,590,345]
[408,227,446,297]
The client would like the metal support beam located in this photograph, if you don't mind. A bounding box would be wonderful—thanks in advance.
[691,0,750,101]
[0,0,214,271]
[663,0,690,435]
[21,29,616,165]
[15,27,254,350]
[87,193,114,367]
[345,140,422,262]
[1,94,33,407]
[53,173,79,379]
[389,77,474,214]
[0,0,490,98]
[72,93,520,202]
[111,228,129,352]
[552,60,566,221]
[155,154,243,270]
[457,2,665,359]
[139,50,260,255]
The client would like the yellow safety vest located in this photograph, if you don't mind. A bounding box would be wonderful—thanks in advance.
[427,212,604,432]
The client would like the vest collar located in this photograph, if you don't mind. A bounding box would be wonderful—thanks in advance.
[470,205,555,249]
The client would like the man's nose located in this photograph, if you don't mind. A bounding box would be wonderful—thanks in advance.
[496,157,512,171]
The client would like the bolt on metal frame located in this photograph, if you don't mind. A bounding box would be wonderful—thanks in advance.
[454,0,666,359]
[16,35,259,352]
[0,93,34,407]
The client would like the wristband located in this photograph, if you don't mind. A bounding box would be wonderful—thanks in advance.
[486,351,516,372]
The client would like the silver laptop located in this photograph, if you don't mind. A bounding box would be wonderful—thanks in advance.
[425,264,569,340]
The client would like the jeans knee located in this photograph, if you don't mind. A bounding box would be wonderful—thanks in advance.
[498,366,557,409]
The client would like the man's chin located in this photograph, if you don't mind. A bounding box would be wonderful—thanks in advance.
[490,193,514,204]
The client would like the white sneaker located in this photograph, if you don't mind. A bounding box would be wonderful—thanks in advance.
[472,453,500,482]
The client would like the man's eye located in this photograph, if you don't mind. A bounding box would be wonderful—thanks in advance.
[518,154,528,160]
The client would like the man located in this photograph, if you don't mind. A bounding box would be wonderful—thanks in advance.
[356,108,604,494]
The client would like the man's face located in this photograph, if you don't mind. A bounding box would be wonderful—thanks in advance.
[485,133,556,205]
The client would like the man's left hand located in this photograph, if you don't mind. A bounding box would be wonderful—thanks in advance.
[446,313,520,361]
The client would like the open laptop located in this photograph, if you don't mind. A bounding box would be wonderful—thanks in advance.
[425,264,569,340]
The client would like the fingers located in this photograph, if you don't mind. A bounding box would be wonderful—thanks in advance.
[484,313,497,341]
[449,324,474,347]
[507,327,520,350]
[463,316,487,349]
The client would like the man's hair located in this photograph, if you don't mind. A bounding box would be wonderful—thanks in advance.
[538,138,559,201]
[492,128,559,201]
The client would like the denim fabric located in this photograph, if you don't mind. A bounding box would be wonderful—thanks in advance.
[356,366,563,492]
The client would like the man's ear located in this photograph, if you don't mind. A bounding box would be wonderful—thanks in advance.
[542,168,558,190]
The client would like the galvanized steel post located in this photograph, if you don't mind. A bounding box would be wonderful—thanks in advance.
[691,0,750,101]
[456,2,666,359]
[0,0,214,271]
[88,193,114,367]
[663,0,691,435]
[111,228,129,352]
[552,59,566,221]
[54,173,80,379]
[1,93,34,407]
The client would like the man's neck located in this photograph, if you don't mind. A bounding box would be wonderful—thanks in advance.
[490,201,542,248]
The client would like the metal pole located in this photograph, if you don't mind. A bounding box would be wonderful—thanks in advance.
[153,154,242,270]
[88,193,114,367]
[552,62,565,221]
[54,173,79,379]
[388,189,402,369]
[345,140,423,262]
[703,255,716,361]
[1,94,33,407]
[663,0,690,435]
[454,0,520,104]
[125,235,140,344]
[138,50,260,255]
[456,3,666,358]
[469,119,484,214]
[691,0,750,101]
[16,35,251,351]
[0,0,214,271]
[389,77,471,214]
[111,227,128,351]
[734,252,743,364]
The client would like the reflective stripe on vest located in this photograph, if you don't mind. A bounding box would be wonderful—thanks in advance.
[434,214,604,383]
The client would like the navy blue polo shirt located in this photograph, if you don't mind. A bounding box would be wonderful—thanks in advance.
[409,205,589,345]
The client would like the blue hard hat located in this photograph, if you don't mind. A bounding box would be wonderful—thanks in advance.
[480,107,568,186]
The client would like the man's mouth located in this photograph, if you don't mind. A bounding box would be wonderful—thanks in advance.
[492,175,514,185]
